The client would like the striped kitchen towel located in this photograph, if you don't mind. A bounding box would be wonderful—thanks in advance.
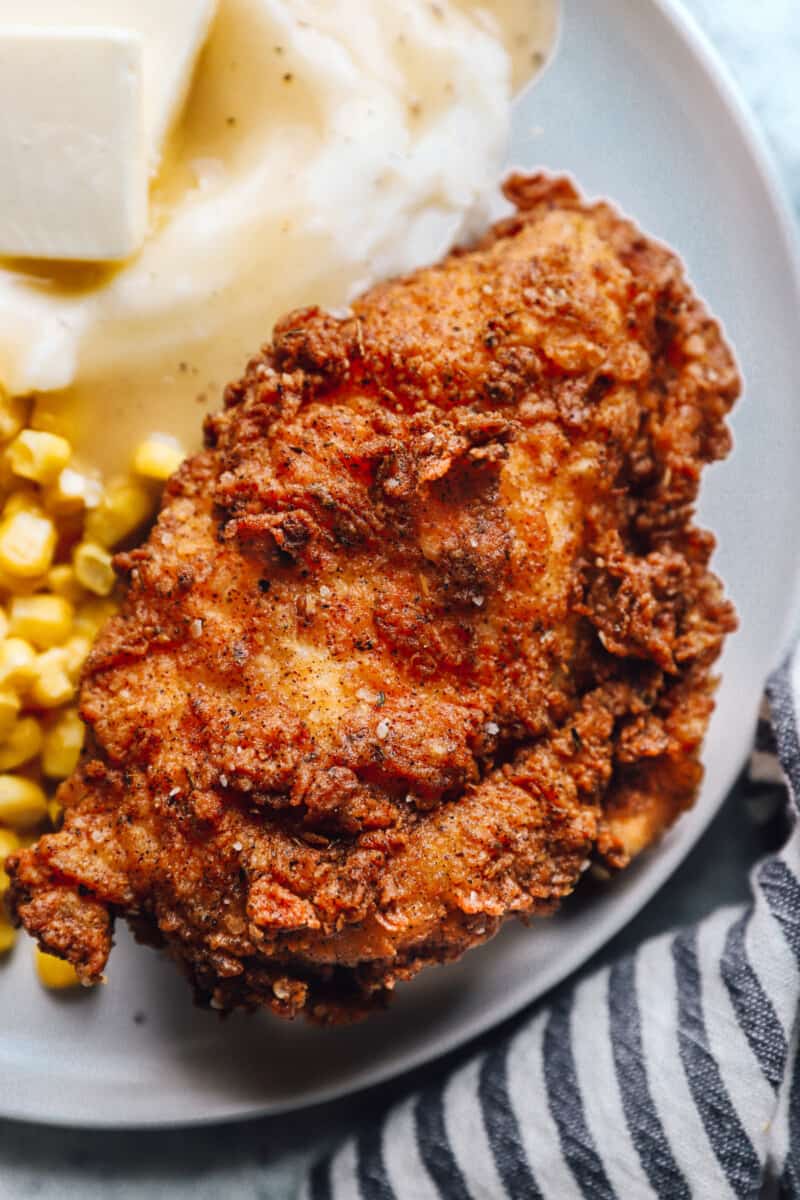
[301,644,800,1199]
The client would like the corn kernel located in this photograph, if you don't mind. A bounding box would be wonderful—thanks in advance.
[133,435,185,481]
[73,542,115,596]
[3,488,42,518]
[0,391,28,443]
[0,638,37,690]
[0,920,15,954]
[30,395,74,442]
[73,598,118,640]
[7,430,71,485]
[85,478,153,548]
[0,571,47,597]
[61,634,92,682]
[0,773,47,829]
[30,650,75,709]
[0,718,43,772]
[35,947,79,989]
[46,564,86,605]
[0,689,20,738]
[9,595,74,650]
[0,510,56,578]
[42,708,85,779]
[44,467,103,516]
[0,827,20,894]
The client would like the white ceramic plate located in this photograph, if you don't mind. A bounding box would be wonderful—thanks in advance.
[2,0,799,1129]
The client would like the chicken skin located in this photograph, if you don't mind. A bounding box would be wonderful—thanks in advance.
[7,176,738,1021]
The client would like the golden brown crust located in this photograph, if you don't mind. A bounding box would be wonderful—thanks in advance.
[7,175,738,1021]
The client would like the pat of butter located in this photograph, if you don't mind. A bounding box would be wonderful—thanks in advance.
[0,26,147,262]
[8,0,218,171]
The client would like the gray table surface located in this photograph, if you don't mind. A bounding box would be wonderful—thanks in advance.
[1,2,798,1196]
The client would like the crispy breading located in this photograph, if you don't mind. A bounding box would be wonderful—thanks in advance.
[7,176,738,1021]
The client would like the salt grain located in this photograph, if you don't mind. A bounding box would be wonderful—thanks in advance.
[376,719,390,739]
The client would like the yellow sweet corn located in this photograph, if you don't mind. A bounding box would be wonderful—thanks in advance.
[0,391,28,443]
[0,638,37,690]
[29,650,75,709]
[3,488,41,518]
[0,773,47,829]
[0,718,43,771]
[30,395,74,442]
[85,478,153,548]
[0,570,48,597]
[0,827,20,893]
[44,467,103,516]
[46,564,86,605]
[60,634,92,682]
[9,595,74,650]
[73,541,115,596]
[0,403,163,812]
[42,708,84,779]
[7,430,71,485]
[0,920,15,954]
[35,948,79,989]
[0,689,20,738]
[133,435,185,481]
[0,509,57,578]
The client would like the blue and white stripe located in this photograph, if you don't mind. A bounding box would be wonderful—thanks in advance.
[301,645,800,1199]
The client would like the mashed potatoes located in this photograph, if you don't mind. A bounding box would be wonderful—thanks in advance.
[0,0,556,477]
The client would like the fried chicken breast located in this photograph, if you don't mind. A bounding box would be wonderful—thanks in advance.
[7,176,738,1021]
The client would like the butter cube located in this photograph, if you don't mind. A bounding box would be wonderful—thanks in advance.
[0,27,147,261]
[9,1,218,172]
